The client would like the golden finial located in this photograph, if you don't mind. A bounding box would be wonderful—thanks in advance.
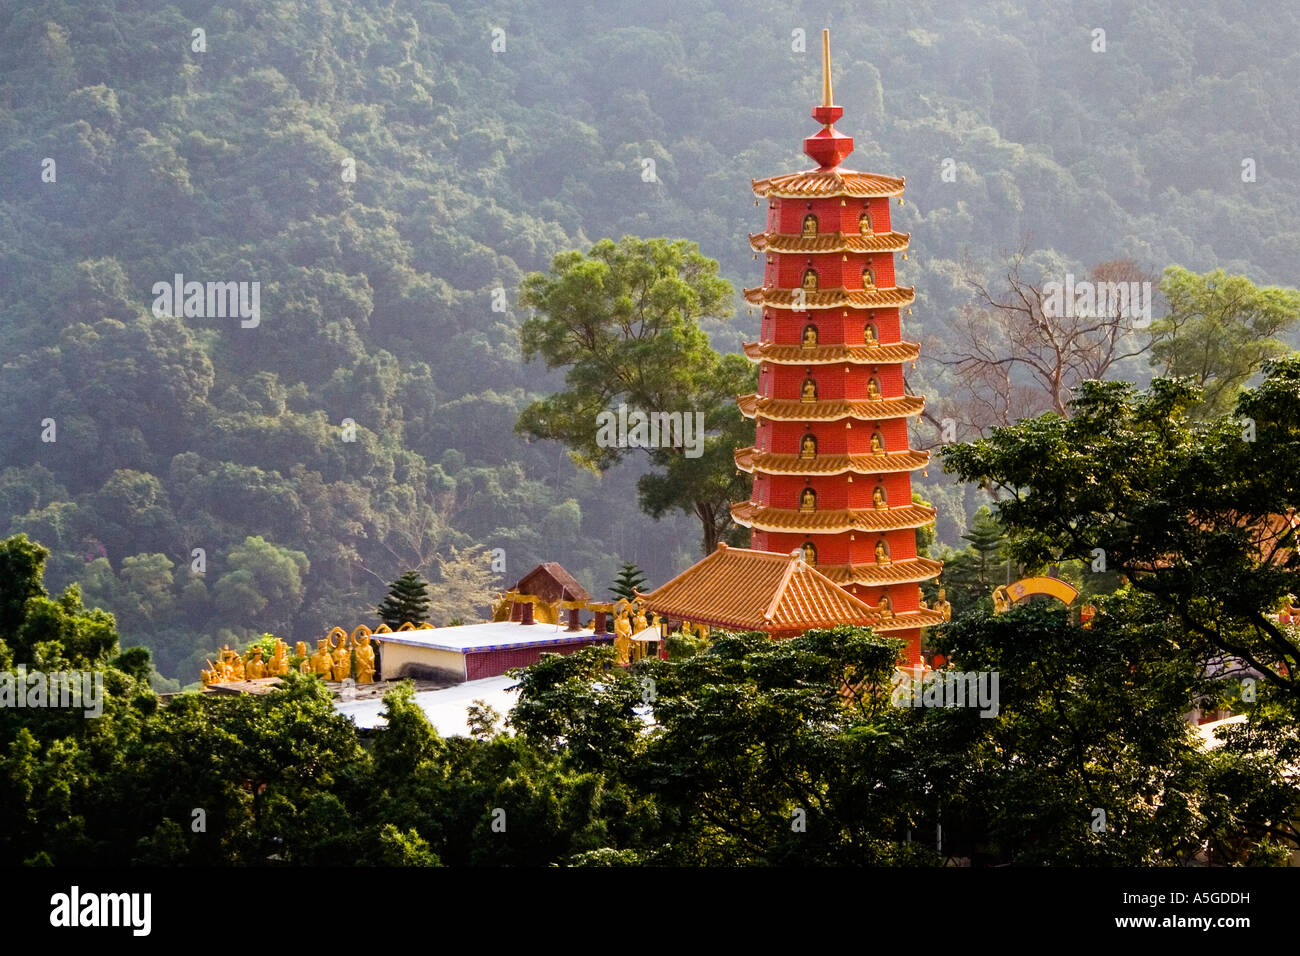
[821,29,833,107]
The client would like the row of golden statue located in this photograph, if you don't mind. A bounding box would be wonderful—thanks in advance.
[611,598,709,667]
[199,623,434,687]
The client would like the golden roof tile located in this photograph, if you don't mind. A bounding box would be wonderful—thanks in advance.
[817,558,944,586]
[749,231,910,254]
[735,446,931,476]
[640,544,876,632]
[730,501,937,533]
[752,169,906,199]
[737,393,926,422]
[743,341,920,365]
[743,286,916,311]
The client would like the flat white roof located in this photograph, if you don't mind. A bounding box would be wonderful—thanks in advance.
[335,675,520,736]
[373,619,606,654]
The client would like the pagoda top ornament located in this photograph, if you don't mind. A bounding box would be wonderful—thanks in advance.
[803,30,855,170]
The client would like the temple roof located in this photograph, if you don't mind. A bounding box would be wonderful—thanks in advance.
[743,341,920,365]
[640,543,875,633]
[730,501,937,533]
[735,446,930,476]
[737,393,926,422]
[752,169,906,199]
[818,557,944,587]
[744,286,915,311]
[749,231,910,254]
[512,562,591,603]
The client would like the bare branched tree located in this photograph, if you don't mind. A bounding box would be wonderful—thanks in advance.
[939,253,1154,434]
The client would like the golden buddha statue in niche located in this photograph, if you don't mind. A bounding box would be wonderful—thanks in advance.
[859,210,872,235]
[864,323,877,346]
[875,539,891,565]
[802,542,818,566]
[802,324,818,349]
[802,269,818,292]
[870,431,886,454]
[799,488,816,512]
[802,214,818,237]
[862,266,876,289]
[872,485,887,509]
[801,378,817,402]
[878,592,893,619]
[867,377,882,400]
[800,434,817,459]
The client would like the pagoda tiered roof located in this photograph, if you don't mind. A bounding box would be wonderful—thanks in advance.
[868,608,950,632]
[743,341,920,365]
[818,557,945,587]
[730,501,937,534]
[749,231,910,254]
[743,286,915,310]
[737,393,925,422]
[735,446,930,476]
[751,168,906,199]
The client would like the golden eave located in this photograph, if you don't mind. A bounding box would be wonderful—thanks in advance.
[743,286,916,311]
[868,608,949,632]
[734,447,930,476]
[743,341,920,365]
[818,558,945,587]
[752,168,906,199]
[730,501,937,534]
[737,393,925,422]
[749,231,910,254]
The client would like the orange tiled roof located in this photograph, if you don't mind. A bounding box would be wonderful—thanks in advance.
[752,169,906,199]
[735,446,930,476]
[743,341,920,365]
[744,286,915,311]
[730,501,937,533]
[749,231,910,254]
[640,544,875,632]
[737,393,925,422]
[818,558,944,587]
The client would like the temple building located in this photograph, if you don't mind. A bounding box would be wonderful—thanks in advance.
[730,31,944,666]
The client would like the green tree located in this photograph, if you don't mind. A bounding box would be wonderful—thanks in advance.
[377,570,432,629]
[1150,266,1300,418]
[516,236,755,553]
[941,359,1300,709]
[609,562,647,601]
[426,545,497,626]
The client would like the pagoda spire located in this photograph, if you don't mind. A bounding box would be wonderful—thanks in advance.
[804,29,854,170]
[821,27,833,107]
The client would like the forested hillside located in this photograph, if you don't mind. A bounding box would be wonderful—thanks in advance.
[2,0,1297,682]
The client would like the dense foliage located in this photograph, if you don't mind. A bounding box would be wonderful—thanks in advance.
[4,534,1293,866]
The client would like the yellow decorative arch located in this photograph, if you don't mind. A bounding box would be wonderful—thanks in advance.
[373,623,392,633]
[349,625,372,644]
[992,577,1079,613]
[326,627,348,647]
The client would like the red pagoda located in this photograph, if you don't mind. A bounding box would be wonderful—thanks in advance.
[730,30,944,666]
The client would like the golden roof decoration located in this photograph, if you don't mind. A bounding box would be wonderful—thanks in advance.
[743,286,915,311]
[749,231,910,254]
[743,341,920,365]
[734,447,931,476]
[752,169,906,199]
[737,393,925,422]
